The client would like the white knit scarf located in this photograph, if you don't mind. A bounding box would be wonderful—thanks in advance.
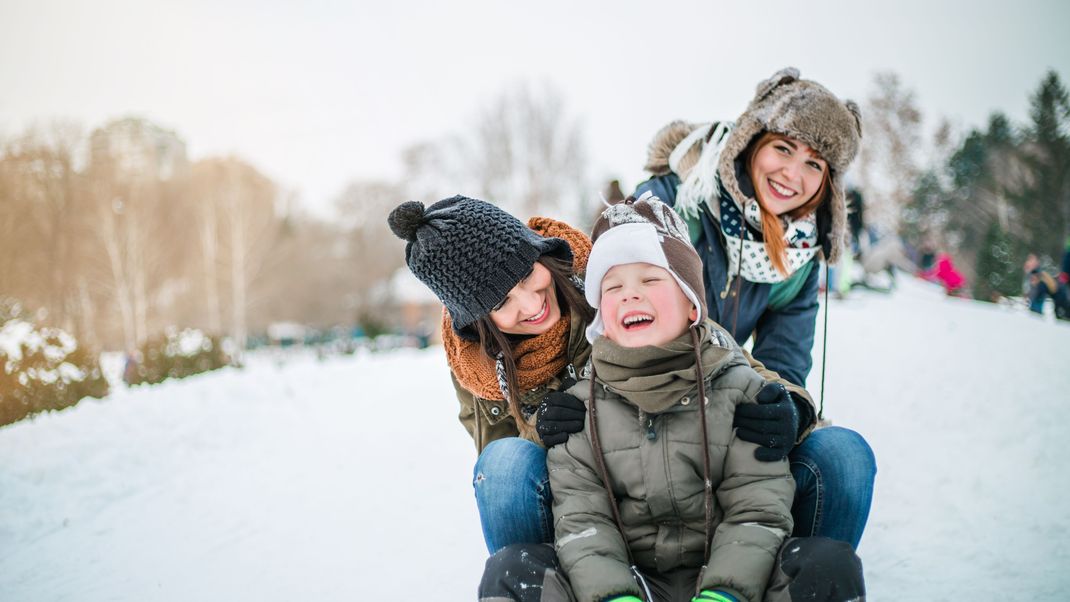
[672,123,819,284]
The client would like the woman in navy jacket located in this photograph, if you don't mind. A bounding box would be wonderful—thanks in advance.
[634,68,876,547]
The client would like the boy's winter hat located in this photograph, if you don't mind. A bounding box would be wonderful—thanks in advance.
[718,67,863,263]
[388,195,572,339]
[584,192,706,342]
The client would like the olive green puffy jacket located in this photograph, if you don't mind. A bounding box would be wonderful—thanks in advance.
[452,305,592,453]
[451,309,814,454]
[548,336,795,602]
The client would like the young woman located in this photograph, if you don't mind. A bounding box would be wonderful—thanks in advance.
[387,194,809,554]
[635,67,877,547]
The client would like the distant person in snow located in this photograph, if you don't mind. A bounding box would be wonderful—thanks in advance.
[632,67,876,548]
[1060,237,1070,285]
[1024,253,1070,321]
[122,350,141,386]
[846,188,917,292]
[603,179,626,204]
[386,195,819,559]
[479,195,865,602]
[920,251,967,297]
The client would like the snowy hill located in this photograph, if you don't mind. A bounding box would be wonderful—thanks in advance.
[1,277,1068,601]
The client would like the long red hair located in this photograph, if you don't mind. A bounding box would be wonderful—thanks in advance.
[744,132,831,275]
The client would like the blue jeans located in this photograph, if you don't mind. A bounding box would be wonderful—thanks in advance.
[473,438,554,554]
[473,427,876,554]
[789,426,876,548]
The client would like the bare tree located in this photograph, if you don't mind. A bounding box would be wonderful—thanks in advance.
[333,180,408,326]
[0,122,129,353]
[0,136,41,302]
[210,158,281,352]
[461,83,589,221]
[856,72,924,238]
[248,208,351,332]
[400,140,469,203]
[85,117,191,350]
[190,160,227,334]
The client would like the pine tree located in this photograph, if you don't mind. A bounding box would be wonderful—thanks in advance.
[974,222,1020,302]
[1012,71,1070,261]
[928,113,1022,291]
[903,170,947,249]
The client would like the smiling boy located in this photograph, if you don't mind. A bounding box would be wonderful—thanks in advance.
[478,193,865,602]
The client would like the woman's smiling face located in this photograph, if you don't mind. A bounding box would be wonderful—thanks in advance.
[751,135,828,216]
[489,261,562,336]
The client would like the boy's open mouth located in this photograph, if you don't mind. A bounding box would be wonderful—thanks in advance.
[621,312,654,330]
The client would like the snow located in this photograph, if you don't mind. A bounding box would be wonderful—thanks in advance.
[0,318,77,365]
[1,319,83,386]
[0,320,35,362]
[1,277,1069,601]
[169,328,210,357]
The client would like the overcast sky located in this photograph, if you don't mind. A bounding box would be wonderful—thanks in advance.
[2,0,1068,216]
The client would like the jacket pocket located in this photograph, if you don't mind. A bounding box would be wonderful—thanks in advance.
[476,397,510,426]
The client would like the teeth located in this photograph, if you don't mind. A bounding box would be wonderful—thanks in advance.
[770,180,796,197]
[622,314,653,326]
[525,303,546,322]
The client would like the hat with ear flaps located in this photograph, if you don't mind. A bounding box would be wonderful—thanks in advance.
[717,67,863,263]
[644,68,862,264]
[387,195,572,340]
[584,192,707,342]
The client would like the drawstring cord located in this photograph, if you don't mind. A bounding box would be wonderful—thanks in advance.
[691,327,715,565]
[819,261,830,420]
[721,236,745,336]
[723,221,830,420]
[587,330,715,601]
[587,370,647,599]
[631,567,655,601]
[719,233,746,302]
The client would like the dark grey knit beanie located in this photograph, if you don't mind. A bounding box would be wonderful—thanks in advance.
[387,195,573,339]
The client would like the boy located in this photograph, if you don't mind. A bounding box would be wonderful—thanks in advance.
[479,194,864,602]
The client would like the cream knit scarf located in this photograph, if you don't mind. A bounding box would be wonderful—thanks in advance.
[672,123,819,284]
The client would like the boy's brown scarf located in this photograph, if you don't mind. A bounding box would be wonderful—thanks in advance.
[442,217,591,402]
[590,322,725,413]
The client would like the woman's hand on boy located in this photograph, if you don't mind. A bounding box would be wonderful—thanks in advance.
[734,383,800,462]
[536,378,585,447]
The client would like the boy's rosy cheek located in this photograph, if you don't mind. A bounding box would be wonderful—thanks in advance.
[600,296,616,316]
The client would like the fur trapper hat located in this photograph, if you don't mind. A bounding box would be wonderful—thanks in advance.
[644,68,862,263]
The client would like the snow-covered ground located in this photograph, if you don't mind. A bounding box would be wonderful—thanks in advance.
[1,277,1068,601]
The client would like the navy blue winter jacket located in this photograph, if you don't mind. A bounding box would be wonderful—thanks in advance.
[635,174,820,388]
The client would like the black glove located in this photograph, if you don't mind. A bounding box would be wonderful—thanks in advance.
[734,383,800,462]
[777,538,865,600]
[536,377,585,447]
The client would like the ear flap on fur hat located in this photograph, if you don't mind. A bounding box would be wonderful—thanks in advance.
[845,100,863,138]
[643,120,702,176]
[754,67,800,102]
